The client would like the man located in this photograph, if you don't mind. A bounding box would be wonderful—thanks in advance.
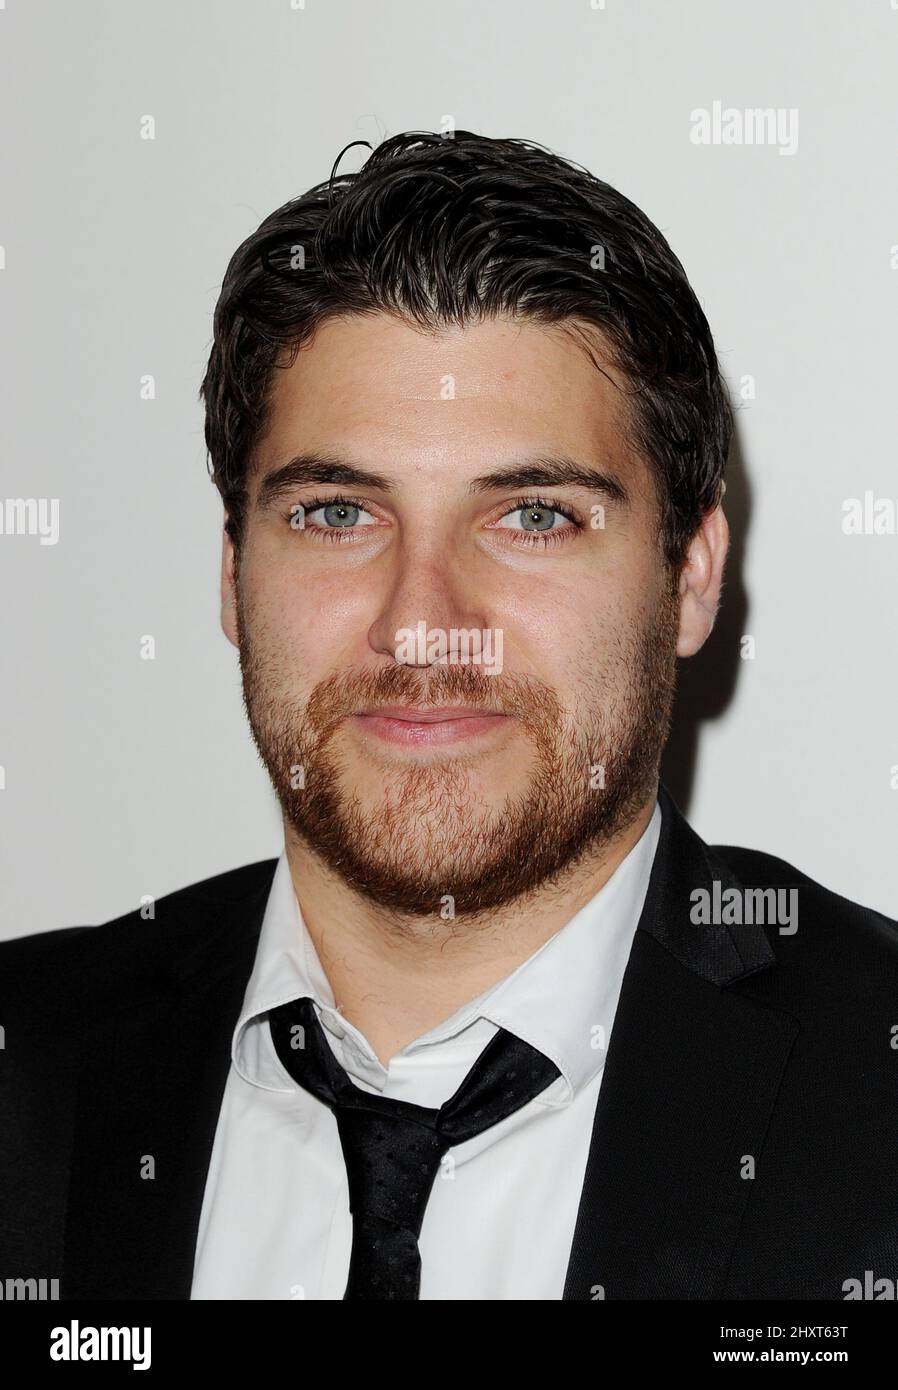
[2,131,896,1302]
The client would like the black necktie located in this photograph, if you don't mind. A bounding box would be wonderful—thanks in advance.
[268,995,561,1300]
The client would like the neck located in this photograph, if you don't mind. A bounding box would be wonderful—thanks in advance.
[283,787,657,1066]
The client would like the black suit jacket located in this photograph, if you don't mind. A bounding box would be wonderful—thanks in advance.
[2,783,896,1300]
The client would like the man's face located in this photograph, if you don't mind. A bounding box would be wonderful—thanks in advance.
[223,313,682,919]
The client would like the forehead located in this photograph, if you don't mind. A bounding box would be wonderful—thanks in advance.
[253,312,645,494]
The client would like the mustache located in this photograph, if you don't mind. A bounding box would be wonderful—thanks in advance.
[304,663,560,738]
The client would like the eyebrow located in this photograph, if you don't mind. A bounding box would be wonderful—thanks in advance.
[467,456,630,505]
[256,453,395,507]
[255,450,630,508]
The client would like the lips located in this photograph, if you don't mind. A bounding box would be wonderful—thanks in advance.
[348,706,512,747]
[354,705,500,722]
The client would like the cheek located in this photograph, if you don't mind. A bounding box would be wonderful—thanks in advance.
[499,571,635,658]
[511,575,656,706]
[242,552,373,674]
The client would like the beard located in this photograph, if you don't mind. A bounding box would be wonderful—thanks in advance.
[235,580,680,921]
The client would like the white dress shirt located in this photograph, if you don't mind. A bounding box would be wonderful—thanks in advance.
[190,799,661,1300]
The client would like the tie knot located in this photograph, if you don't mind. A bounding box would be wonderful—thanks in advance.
[266,995,562,1299]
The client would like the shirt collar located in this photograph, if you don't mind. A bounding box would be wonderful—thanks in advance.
[233,798,661,1106]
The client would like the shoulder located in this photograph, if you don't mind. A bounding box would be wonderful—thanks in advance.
[711,838,898,940]
[704,838,898,1222]
[0,857,279,1015]
[709,838,898,1005]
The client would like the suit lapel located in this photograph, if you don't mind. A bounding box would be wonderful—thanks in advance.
[62,867,274,1299]
[563,785,800,1299]
[59,790,798,1299]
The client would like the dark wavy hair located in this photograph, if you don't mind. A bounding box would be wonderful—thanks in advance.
[199,130,732,567]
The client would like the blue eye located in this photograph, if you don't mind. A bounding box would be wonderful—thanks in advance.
[488,495,582,549]
[296,496,377,532]
[498,504,566,532]
[316,502,361,527]
[495,497,578,531]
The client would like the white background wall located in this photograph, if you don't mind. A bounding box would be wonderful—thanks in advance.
[1,0,896,937]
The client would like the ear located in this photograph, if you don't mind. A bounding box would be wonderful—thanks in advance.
[220,521,239,648]
[676,502,729,658]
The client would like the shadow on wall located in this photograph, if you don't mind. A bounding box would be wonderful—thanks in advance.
[661,422,751,815]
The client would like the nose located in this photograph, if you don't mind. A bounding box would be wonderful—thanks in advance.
[366,539,492,668]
